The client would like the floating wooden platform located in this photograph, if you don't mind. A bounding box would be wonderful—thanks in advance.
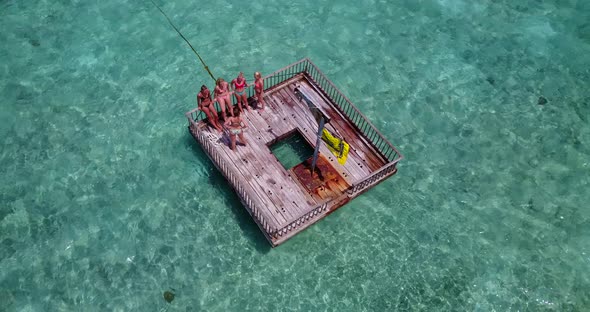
[186,59,403,246]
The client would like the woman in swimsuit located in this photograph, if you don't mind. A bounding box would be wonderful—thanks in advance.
[214,78,233,119]
[224,106,248,151]
[197,85,223,132]
[231,72,250,113]
[253,72,264,110]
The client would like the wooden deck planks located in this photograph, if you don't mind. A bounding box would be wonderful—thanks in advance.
[273,86,365,185]
[211,134,286,227]
[202,77,379,201]
[231,127,308,221]
[189,65,401,246]
[206,130,296,223]
[199,88,329,228]
[304,78,388,168]
[275,85,371,181]
[191,126,284,232]
[291,81,387,172]
[259,94,327,211]
[291,81,385,168]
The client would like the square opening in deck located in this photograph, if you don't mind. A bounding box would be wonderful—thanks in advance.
[269,130,314,170]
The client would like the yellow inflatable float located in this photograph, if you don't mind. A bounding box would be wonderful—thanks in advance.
[321,129,349,165]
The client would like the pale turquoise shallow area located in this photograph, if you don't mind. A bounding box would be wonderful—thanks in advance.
[1,0,590,310]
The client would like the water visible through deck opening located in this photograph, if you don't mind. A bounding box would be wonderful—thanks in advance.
[269,130,315,169]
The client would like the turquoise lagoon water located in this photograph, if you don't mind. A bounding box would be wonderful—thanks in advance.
[1,0,589,310]
[270,131,315,170]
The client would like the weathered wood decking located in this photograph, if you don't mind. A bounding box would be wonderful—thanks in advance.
[186,59,403,246]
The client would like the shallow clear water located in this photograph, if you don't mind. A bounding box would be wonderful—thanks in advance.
[1,0,589,310]
[270,131,315,169]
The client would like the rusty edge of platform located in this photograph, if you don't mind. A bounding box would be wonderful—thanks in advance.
[186,58,404,246]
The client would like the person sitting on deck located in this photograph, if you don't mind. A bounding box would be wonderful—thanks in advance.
[224,107,248,151]
[253,72,265,110]
[214,78,233,119]
[197,85,223,133]
[231,72,250,113]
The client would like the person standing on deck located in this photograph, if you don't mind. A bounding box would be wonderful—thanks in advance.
[253,72,265,110]
[197,85,223,133]
[232,72,250,113]
[214,78,233,119]
[224,107,248,151]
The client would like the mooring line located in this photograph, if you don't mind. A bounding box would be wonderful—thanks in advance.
[149,0,216,81]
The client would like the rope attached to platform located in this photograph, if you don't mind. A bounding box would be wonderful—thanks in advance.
[149,0,216,82]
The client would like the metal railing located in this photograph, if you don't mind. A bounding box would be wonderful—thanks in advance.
[185,58,404,234]
[185,58,308,124]
[299,59,403,195]
[188,124,277,237]
[302,60,402,163]
[273,202,328,238]
[186,60,401,156]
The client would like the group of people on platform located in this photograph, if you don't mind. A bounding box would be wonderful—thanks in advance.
[196,71,265,151]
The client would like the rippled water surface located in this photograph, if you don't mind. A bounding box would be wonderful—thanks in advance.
[1,0,589,310]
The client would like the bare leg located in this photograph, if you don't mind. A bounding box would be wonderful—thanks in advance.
[256,92,265,110]
[208,106,222,131]
[238,132,247,146]
[234,93,243,113]
[213,118,223,132]
[240,93,250,111]
[209,105,219,119]
[201,106,217,131]
[223,96,234,117]
[219,100,227,119]
[227,102,234,117]
[229,133,237,151]
[206,110,223,132]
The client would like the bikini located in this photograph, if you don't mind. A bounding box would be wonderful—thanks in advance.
[234,79,246,96]
[198,91,214,109]
[197,91,211,106]
[228,118,243,135]
[216,83,231,101]
[254,80,263,94]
